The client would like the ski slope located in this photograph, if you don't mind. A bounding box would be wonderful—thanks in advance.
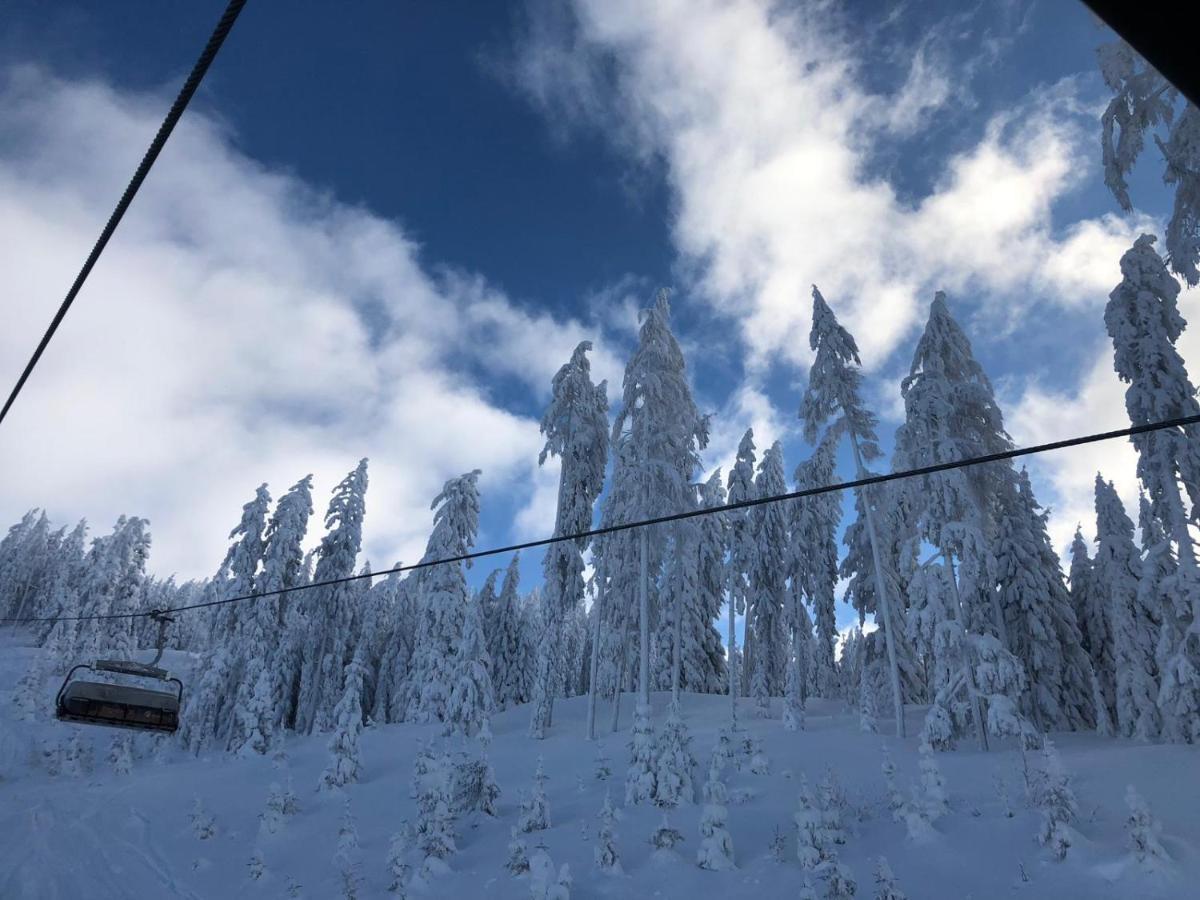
[1,634,1197,899]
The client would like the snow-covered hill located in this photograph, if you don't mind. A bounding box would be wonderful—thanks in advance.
[1,635,1196,899]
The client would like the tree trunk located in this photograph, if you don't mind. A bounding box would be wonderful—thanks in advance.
[586,560,607,741]
[849,430,906,739]
[727,556,738,724]
[945,550,989,751]
[610,637,628,733]
[638,527,651,708]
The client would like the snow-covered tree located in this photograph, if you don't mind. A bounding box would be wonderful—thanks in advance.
[654,701,696,809]
[594,790,622,874]
[607,290,709,707]
[995,469,1095,731]
[1106,234,1200,742]
[491,555,525,709]
[696,761,735,870]
[625,702,657,805]
[1034,741,1077,861]
[726,429,757,715]
[386,829,412,896]
[916,740,948,822]
[801,284,906,732]
[1098,42,1200,285]
[1094,478,1160,739]
[518,756,551,833]
[446,583,495,739]
[335,798,362,898]
[414,752,457,874]
[109,733,133,777]
[319,650,366,791]
[529,844,571,900]
[791,429,841,701]
[406,471,481,726]
[190,796,216,840]
[506,830,530,875]
[1125,785,1169,871]
[530,342,608,738]
[296,461,368,735]
[748,442,789,716]
[873,857,907,900]
[880,744,905,822]
[1070,525,1116,727]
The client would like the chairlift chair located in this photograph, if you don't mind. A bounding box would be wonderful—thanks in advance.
[54,611,183,734]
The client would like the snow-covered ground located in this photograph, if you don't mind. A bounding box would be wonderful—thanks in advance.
[1,633,1197,899]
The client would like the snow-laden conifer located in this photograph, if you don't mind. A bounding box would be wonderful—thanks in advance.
[873,857,907,900]
[726,429,757,718]
[1094,478,1159,739]
[446,584,495,739]
[1099,43,1200,285]
[296,461,369,735]
[319,650,366,791]
[594,790,622,874]
[608,290,708,707]
[1070,525,1116,727]
[529,843,571,899]
[491,555,526,709]
[405,471,481,726]
[801,285,906,730]
[625,703,657,805]
[386,827,412,896]
[654,701,696,809]
[995,469,1095,731]
[696,761,735,870]
[1125,785,1169,872]
[530,342,608,738]
[749,442,789,716]
[1107,236,1200,742]
[518,756,551,833]
[1034,741,1077,860]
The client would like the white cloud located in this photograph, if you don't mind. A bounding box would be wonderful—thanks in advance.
[507,0,1150,373]
[0,68,616,579]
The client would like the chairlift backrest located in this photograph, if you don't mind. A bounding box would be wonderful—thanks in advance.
[55,662,183,734]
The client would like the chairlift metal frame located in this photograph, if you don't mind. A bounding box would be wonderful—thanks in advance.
[54,610,184,734]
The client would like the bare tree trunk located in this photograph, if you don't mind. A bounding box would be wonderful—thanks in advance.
[638,526,650,709]
[610,638,628,734]
[945,550,989,751]
[849,430,906,739]
[586,560,607,741]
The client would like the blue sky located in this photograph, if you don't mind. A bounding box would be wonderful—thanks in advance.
[0,1,1194,632]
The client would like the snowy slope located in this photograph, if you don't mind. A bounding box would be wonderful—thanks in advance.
[1,634,1197,899]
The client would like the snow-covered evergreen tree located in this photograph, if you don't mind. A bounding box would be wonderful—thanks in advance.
[873,857,907,900]
[791,429,841,701]
[696,761,735,870]
[801,284,906,731]
[880,744,905,823]
[726,429,757,716]
[530,342,608,738]
[319,650,366,791]
[490,555,525,709]
[654,701,696,809]
[916,740,948,822]
[446,582,495,739]
[506,829,530,875]
[406,471,481,726]
[594,790,622,874]
[607,290,709,707]
[1106,234,1200,742]
[1070,525,1116,727]
[625,702,657,805]
[190,796,216,840]
[794,774,830,870]
[1125,785,1169,871]
[386,828,412,895]
[296,461,368,735]
[1094,478,1160,739]
[529,843,571,899]
[413,752,457,873]
[1099,42,1200,285]
[995,469,1095,731]
[749,441,789,716]
[518,756,551,833]
[335,798,362,897]
[1034,740,1078,861]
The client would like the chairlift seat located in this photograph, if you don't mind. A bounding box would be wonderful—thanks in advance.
[55,664,182,734]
